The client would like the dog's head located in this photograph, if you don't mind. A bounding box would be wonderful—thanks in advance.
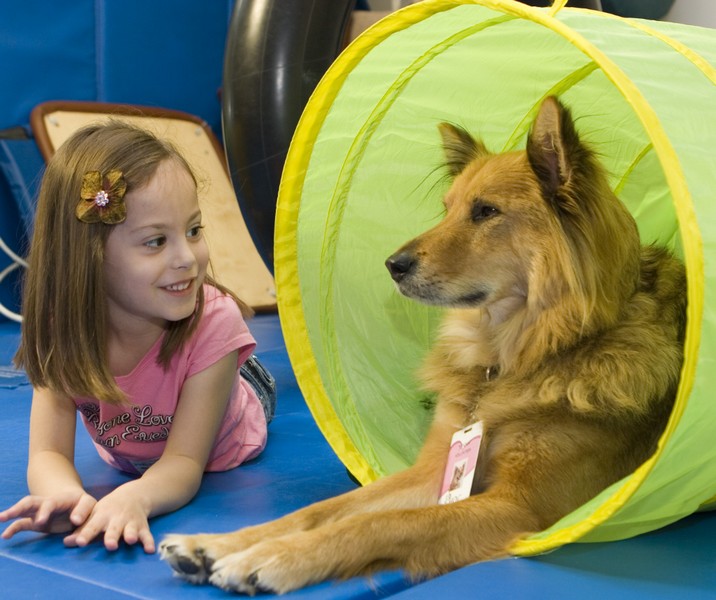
[386,97,640,329]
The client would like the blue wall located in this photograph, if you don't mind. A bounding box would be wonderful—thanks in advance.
[0,0,234,133]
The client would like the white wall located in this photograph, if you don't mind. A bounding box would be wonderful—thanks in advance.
[366,0,414,10]
[665,0,716,28]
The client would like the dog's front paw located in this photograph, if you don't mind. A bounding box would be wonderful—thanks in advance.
[208,536,326,595]
[159,533,235,584]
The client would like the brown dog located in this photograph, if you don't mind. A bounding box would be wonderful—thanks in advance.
[159,97,686,594]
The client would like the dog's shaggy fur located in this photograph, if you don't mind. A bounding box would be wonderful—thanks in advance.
[159,97,686,594]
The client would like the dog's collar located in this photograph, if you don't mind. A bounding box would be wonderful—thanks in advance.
[485,365,499,381]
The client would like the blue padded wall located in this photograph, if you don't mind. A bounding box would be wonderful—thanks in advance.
[0,0,234,134]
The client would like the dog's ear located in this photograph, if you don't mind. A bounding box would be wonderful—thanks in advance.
[526,96,583,203]
[438,123,489,177]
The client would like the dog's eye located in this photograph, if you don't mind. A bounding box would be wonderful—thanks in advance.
[471,202,499,222]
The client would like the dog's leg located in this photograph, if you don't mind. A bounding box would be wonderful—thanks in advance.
[206,483,539,594]
[160,467,439,584]
[160,410,461,584]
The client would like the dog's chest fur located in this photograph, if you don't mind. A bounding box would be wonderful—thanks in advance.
[422,309,513,424]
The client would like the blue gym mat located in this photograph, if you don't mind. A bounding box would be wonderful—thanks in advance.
[1,315,714,599]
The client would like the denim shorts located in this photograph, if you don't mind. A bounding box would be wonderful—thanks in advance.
[240,354,276,424]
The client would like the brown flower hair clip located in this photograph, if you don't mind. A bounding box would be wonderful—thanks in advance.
[75,170,128,224]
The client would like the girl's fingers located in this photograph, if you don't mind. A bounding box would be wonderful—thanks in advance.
[33,499,59,527]
[69,494,95,527]
[68,515,104,548]
[102,523,122,551]
[107,521,150,552]
[97,520,155,553]
[122,523,138,545]
[0,496,42,521]
[63,507,154,554]
[1,517,33,539]
[137,527,155,554]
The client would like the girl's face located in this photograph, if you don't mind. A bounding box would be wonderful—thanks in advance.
[103,159,209,334]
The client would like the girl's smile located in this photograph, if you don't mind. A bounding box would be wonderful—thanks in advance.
[163,280,194,293]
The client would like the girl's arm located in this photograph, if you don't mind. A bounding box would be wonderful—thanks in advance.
[64,350,240,553]
[0,387,96,538]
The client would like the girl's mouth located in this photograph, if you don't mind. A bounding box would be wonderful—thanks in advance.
[164,280,193,293]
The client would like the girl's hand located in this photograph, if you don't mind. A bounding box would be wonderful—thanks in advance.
[0,491,97,539]
[63,349,244,555]
[63,487,155,553]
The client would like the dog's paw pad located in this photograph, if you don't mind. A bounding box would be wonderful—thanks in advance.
[209,569,274,595]
[198,549,215,573]
[206,556,275,595]
[159,537,212,584]
[246,571,276,594]
[175,555,202,575]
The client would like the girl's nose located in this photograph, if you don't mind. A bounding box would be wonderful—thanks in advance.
[172,239,198,270]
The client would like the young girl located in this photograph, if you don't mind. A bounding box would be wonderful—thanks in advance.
[0,121,275,554]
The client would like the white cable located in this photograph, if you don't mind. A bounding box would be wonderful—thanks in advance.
[0,262,22,322]
[0,235,26,322]
[0,235,28,268]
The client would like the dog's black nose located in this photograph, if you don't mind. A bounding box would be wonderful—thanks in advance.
[385,252,415,282]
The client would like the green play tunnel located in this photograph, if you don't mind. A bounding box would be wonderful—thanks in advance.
[274,0,716,555]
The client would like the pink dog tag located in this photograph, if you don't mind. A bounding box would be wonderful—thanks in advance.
[438,421,483,505]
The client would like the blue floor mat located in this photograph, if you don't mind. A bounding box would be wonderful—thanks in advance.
[0,315,714,599]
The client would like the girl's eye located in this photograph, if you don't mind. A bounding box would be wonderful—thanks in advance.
[188,225,204,239]
[145,236,167,248]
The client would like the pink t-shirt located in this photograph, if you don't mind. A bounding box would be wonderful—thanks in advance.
[74,285,267,475]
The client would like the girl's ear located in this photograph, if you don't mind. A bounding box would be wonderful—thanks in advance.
[438,123,489,177]
[526,95,583,202]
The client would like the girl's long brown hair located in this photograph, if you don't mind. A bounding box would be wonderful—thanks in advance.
[15,121,251,404]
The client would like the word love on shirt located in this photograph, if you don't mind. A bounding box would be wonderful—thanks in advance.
[78,403,174,448]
